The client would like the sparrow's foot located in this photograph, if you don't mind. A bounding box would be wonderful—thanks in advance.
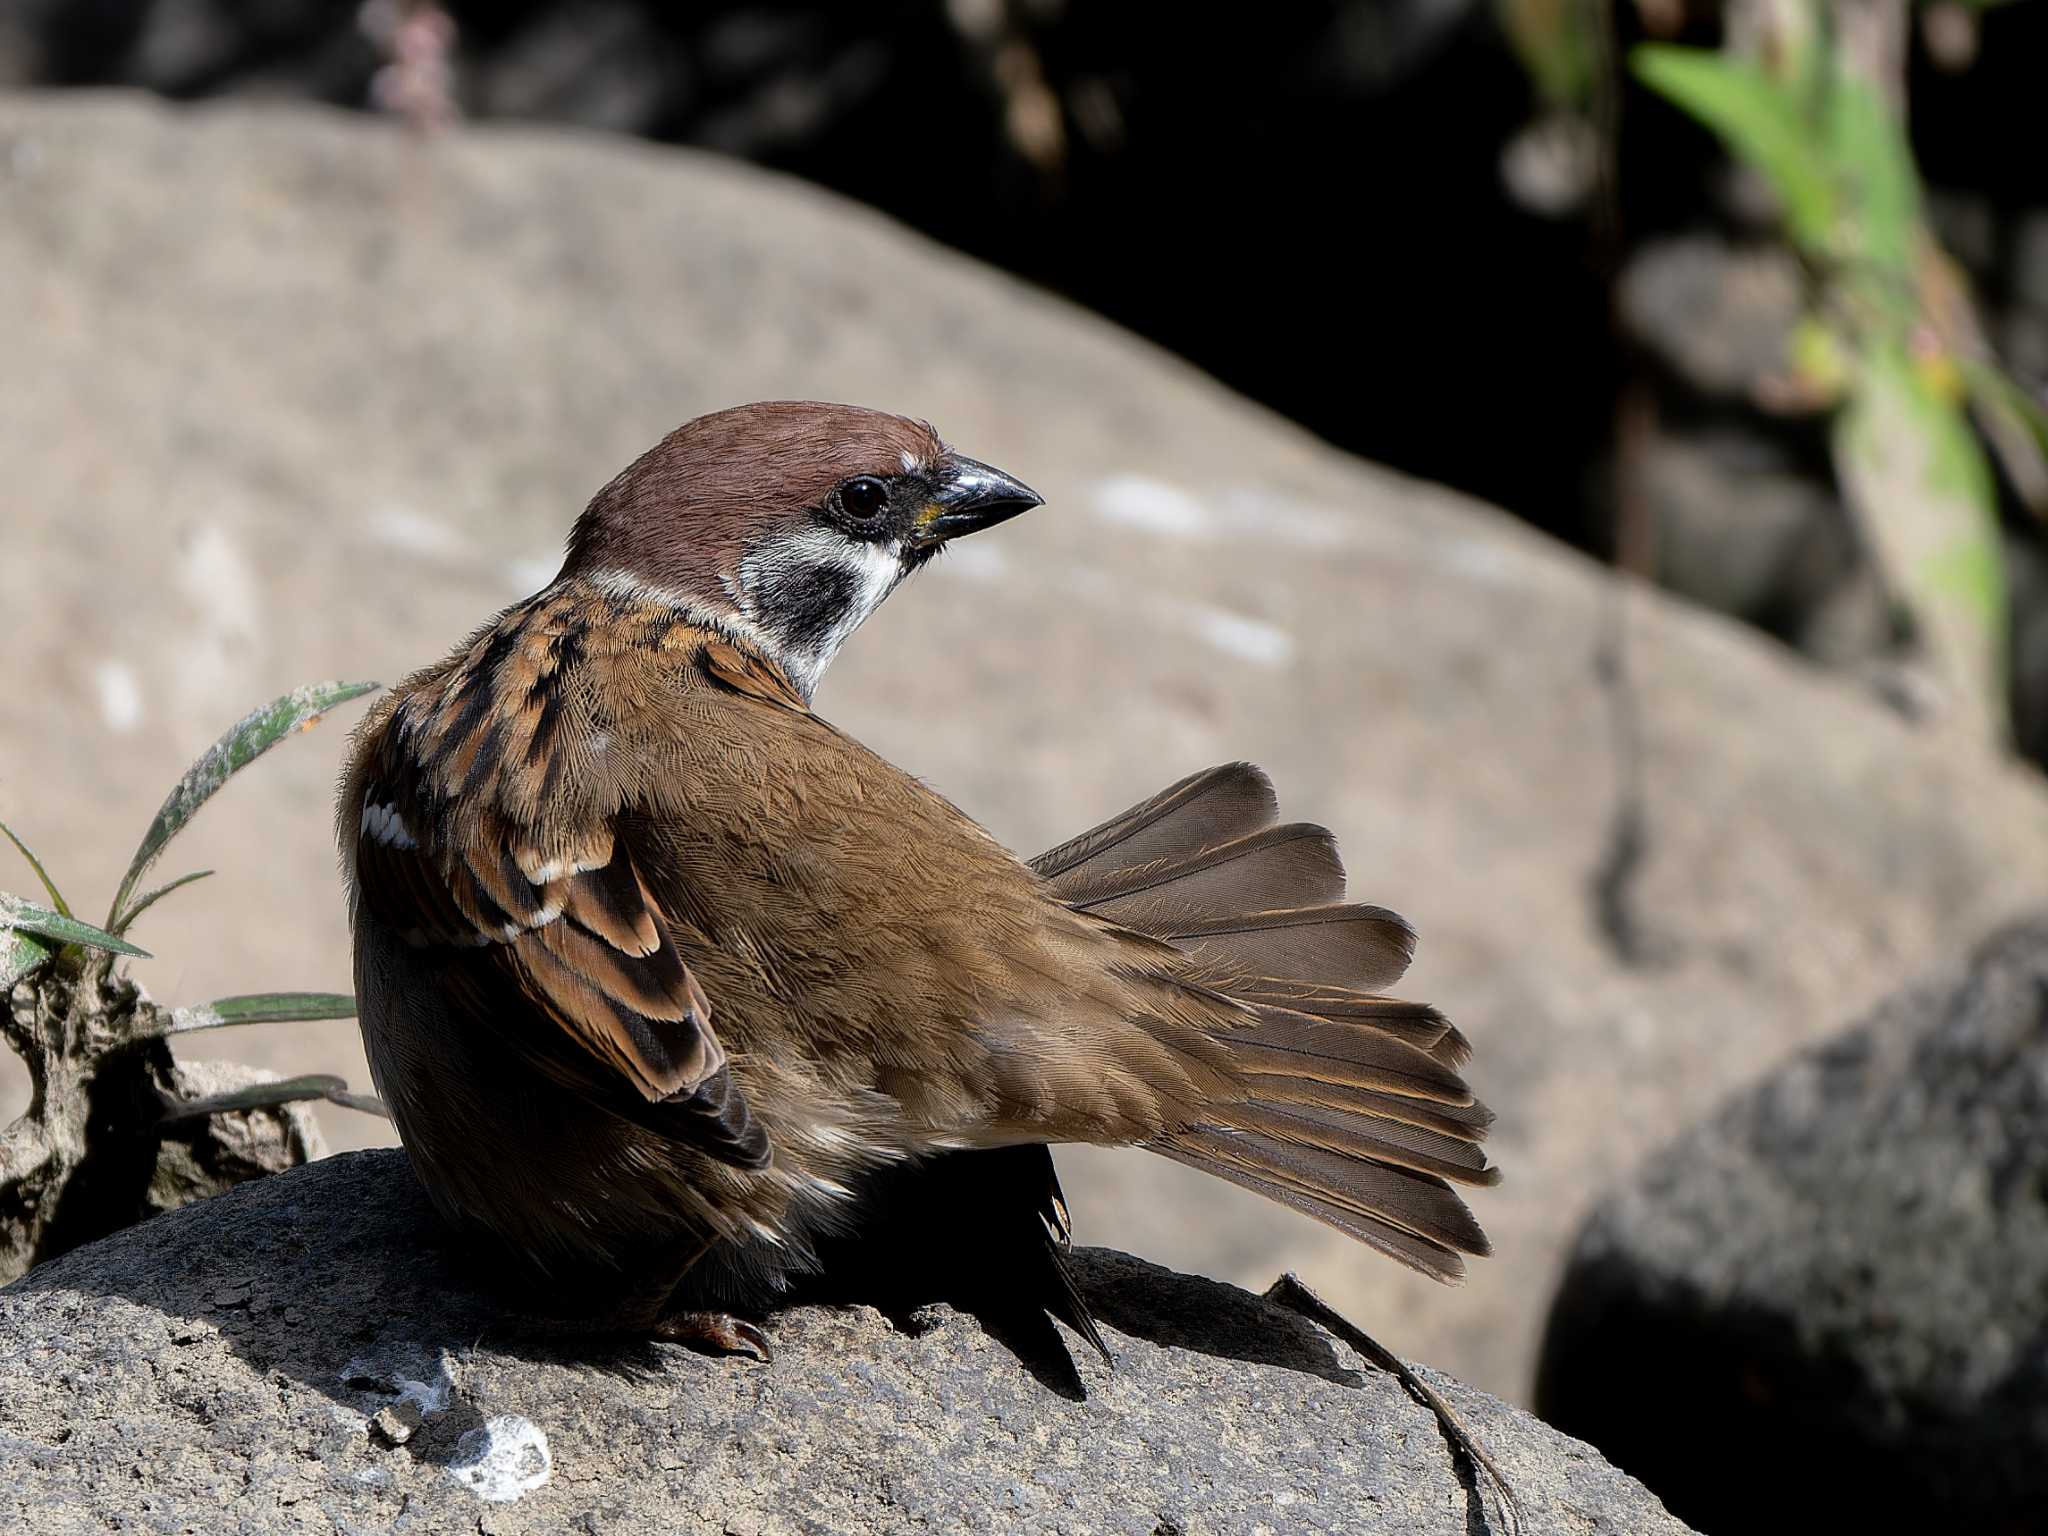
[654,1310,773,1362]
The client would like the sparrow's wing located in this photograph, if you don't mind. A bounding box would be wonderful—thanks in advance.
[345,611,768,1170]
[663,654,1493,1279]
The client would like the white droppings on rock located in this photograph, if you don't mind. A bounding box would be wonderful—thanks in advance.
[173,524,264,711]
[93,660,143,732]
[1095,478,1375,553]
[449,1415,552,1503]
[369,506,462,559]
[1186,604,1295,668]
[1215,488,1357,549]
[339,1350,455,1417]
[1091,475,1214,539]
[176,524,262,641]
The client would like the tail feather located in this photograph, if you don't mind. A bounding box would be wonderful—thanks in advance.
[1222,1100,1500,1185]
[1039,762,1499,1284]
[1068,823,1346,928]
[1229,1003,1471,1103]
[1034,763,1278,891]
[1171,905,1416,994]
[1159,1140,1475,1283]
[1249,1077,1495,1143]
[1233,982,1474,1069]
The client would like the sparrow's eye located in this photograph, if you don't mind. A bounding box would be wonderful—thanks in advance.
[838,476,889,523]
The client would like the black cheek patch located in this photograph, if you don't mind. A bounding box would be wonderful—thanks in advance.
[763,560,861,654]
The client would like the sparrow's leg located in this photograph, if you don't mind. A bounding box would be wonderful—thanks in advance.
[651,1310,773,1361]
[638,1239,774,1362]
[482,1236,770,1361]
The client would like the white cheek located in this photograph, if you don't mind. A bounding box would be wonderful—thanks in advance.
[739,530,907,693]
[847,537,905,613]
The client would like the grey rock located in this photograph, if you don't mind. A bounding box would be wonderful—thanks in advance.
[5,94,2048,1401]
[0,1148,1694,1535]
[1617,236,1806,401]
[1536,919,2048,1534]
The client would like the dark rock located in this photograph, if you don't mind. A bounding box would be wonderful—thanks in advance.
[2006,533,2048,766]
[1536,919,2048,1535]
[148,1057,326,1212]
[1636,423,1889,664]
[0,1149,1694,1534]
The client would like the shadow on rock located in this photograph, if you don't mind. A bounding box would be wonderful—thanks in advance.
[6,1146,1358,1447]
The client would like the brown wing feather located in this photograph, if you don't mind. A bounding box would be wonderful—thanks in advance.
[345,591,767,1169]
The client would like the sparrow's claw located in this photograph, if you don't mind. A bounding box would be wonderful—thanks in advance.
[655,1310,773,1362]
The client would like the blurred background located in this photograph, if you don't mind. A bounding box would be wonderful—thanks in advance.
[3,1,2046,1531]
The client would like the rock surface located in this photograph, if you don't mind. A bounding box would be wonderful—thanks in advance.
[5,93,2048,1399]
[1536,919,2048,1534]
[0,1148,1692,1536]
[148,1057,326,1214]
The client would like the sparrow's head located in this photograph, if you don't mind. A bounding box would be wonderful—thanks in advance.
[561,400,1041,696]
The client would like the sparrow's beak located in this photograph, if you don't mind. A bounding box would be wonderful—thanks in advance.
[912,454,1044,548]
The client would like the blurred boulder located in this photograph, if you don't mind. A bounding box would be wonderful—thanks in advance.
[1536,919,2048,1534]
[0,1148,1696,1535]
[4,94,2048,1405]
[1618,236,1806,405]
[1635,423,1890,664]
[1616,233,1906,683]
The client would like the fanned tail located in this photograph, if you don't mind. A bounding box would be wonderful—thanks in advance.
[1036,763,1497,1284]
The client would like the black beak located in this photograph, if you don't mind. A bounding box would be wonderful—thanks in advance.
[913,453,1044,547]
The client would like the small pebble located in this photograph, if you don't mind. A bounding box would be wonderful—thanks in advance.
[371,1402,422,1446]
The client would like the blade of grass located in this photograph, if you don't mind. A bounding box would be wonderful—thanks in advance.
[1,929,54,990]
[156,992,357,1036]
[1632,45,1836,250]
[157,1073,390,1121]
[114,870,215,936]
[0,820,70,917]
[107,680,379,933]
[0,893,150,959]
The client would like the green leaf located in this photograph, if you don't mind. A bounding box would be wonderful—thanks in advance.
[158,1072,389,1122]
[160,992,358,1034]
[114,870,215,936]
[1632,45,1837,250]
[107,680,379,932]
[0,893,150,959]
[0,929,54,991]
[1823,73,1919,285]
[0,820,69,917]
